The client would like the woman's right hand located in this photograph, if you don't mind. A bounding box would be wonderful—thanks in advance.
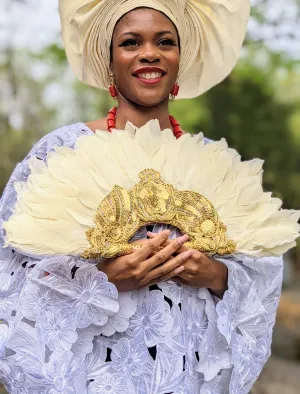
[97,230,193,292]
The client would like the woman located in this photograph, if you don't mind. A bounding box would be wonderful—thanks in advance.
[0,1,285,393]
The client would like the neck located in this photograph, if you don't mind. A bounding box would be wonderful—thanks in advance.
[114,97,171,130]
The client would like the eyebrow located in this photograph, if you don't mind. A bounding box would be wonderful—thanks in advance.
[120,30,175,38]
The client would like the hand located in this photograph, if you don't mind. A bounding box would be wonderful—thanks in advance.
[97,230,193,292]
[174,250,228,298]
[147,232,228,298]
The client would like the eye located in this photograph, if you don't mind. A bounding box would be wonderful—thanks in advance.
[120,39,139,47]
[159,38,177,46]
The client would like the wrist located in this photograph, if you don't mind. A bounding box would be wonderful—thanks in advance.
[208,258,228,298]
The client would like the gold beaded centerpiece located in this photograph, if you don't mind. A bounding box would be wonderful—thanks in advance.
[81,169,236,259]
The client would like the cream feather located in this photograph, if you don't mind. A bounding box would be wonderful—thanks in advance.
[4,120,300,258]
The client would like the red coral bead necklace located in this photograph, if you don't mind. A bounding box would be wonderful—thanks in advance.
[107,107,183,139]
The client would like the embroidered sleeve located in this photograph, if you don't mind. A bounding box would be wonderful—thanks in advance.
[0,126,137,392]
[153,224,282,393]
[197,254,283,394]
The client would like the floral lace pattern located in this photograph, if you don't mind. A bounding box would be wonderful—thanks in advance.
[0,123,283,393]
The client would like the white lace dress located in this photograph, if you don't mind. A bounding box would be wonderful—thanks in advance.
[0,124,283,394]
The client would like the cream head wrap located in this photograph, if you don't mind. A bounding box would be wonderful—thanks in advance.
[59,0,250,99]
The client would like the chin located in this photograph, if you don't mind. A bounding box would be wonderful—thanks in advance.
[134,93,169,108]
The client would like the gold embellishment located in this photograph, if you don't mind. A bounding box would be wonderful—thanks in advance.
[81,169,236,259]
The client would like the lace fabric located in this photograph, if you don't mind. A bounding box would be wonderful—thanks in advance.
[0,123,283,394]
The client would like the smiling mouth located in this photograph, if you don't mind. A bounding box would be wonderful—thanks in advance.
[134,72,165,80]
[132,71,166,86]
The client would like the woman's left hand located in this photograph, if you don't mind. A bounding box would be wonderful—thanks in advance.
[148,232,228,298]
[173,250,228,298]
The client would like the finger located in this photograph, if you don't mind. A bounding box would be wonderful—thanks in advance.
[146,234,190,271]
[147,231,189,253]
[146,266,186,287]
[147,232,158,238]
[130,239,149,251]
[147,231,170,241]
[140,249,192,287]
[147,232,170,250]
[147,232,189,254]
[132,230,171,260]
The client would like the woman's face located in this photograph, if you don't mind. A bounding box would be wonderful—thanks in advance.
[111,8,180,107]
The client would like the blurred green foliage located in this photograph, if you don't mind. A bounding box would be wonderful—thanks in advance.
[1,0,300,217]
[171,63,300,209]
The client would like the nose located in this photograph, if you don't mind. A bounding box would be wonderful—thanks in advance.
[138,43,160,64]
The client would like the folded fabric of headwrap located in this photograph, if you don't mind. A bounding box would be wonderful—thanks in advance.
[59,0,250,98]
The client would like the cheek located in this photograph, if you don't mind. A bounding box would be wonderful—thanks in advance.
[166,53,180,80]
[169,52,180,67]
[172,56,179,73]
[112,52,134,80]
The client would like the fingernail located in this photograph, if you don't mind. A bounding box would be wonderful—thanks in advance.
[174,266,185,275]
[182,250,192,260]
[177,234,189,246]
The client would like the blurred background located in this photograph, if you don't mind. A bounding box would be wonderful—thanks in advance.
[1,0,300,392]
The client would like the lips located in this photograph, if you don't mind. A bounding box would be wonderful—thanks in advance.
[133,67,166,85]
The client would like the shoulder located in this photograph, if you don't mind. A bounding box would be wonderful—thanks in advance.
[26,122,93,161]
[29,118,108,161]
[85,117,107,133]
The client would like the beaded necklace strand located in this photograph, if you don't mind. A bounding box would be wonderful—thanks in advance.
[107,107,183,139]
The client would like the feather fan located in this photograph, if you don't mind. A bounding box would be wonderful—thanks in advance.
[4,120,300,258]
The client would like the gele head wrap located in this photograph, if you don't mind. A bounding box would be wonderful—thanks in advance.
[59,0,250,98]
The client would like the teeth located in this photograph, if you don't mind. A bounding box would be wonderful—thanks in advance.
[138,72,163,79]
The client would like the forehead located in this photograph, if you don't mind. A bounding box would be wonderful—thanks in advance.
[114,8,177,35]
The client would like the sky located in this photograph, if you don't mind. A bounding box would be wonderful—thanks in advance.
[0,1,61,50]
[0,0,300,58]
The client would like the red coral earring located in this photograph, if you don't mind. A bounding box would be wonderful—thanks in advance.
[170,83,180,99]
[109,72,118,100]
